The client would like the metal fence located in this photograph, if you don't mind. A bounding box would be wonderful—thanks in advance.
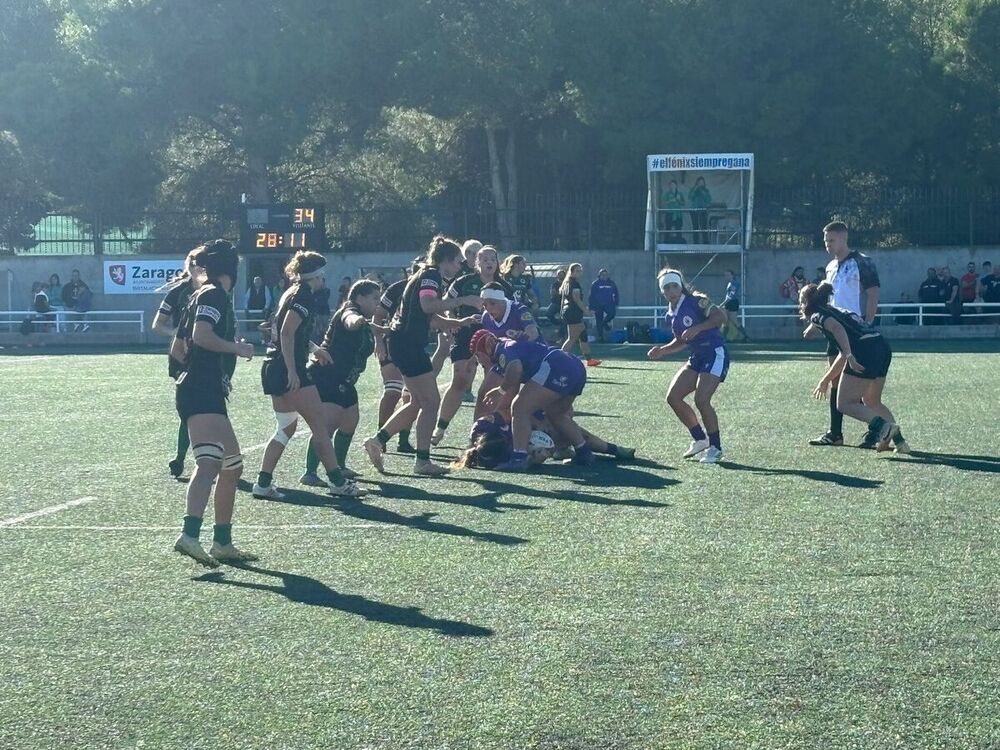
[4,186,1000,255]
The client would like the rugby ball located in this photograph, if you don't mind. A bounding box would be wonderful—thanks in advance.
[529,430,555,450]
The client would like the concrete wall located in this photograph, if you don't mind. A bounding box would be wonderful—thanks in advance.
[2,245,998,325]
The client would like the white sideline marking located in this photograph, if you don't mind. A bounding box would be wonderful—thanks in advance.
[1,523,385,531]
[0,496,96,527]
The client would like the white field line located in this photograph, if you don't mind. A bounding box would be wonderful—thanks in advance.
[0,496,96,527]
[1,523,387,531]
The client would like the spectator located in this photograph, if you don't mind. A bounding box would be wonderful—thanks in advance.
[688,177,712,244]
[244,276,272,339]
[939,266,961,324]
[313,276,332,339]
[917,267,942,324]
[978,261,993,302]
[960,262,979,305]
[62,269,91,332]
[271,275,289,308]
[780,266,807,304]
[893,292,916,325]
[981,262,1000,322]
[588,268,619,342]
[47,274,64,312]
[33,281,55,331]
[812,266,826,285]
[660,179,685,243]
[337,275,351,306]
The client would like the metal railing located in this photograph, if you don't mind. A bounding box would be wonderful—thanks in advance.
[1,309,145,333]
[614,302,1000,328]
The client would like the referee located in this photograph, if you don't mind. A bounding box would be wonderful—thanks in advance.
[807,221,880,447]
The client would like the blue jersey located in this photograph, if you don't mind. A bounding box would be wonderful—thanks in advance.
[481,301,537,340]
[668,293,724,351]
[723,279,740,304]
[495,339,553,382]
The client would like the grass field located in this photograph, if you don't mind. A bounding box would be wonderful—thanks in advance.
[2,341,999,749]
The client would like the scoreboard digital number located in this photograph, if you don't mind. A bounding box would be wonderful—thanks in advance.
[239,204,326,253]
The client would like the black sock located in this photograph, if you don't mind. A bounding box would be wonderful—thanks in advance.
[437,418,450,431]
[212,523,232,546]
[376,429,390,448]
[175,419,190,462]
[689,425,707,442]
[416,448,431,461]
[398,429,412,446]
[182,515,203,539]
[602,442,618,456]
[829,389,844,436]
[709,431,721,449]
[257,471,272,488]
[893,430,906,445]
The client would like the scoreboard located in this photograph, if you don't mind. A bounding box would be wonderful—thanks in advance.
[239,203,326,253]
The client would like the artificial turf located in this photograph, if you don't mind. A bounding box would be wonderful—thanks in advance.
[1,340,998,749]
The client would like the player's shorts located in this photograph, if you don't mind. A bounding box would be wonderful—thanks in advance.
[312,372,359,408]
[686,344,730,382]
[845,335,892,380]
[261,356,312,397]
[387,330,433,378]
[175,378,227,420]
[449,325,481,363]
[722,298,739,312]
[530,351,586,397]
[562,306,584,325]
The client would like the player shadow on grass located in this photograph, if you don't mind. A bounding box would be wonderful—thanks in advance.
[374,481,543,514]
[885,450,1000,475]
[717,461,883,489]
[194,566,493,638]
[448,465,676,508]
[241,482,529,546]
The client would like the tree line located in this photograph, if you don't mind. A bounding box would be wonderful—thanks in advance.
[2,0,1000,251]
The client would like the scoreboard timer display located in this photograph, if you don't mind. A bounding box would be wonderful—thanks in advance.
[239,204,326,253]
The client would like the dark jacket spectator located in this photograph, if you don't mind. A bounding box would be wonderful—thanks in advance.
[589,269,619,341]
[917,268,942,323]
[62,270,88,309]
[939,267,961,323]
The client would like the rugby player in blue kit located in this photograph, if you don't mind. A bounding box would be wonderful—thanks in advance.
[648,268,729,463]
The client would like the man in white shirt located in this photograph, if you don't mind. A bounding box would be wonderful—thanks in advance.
[809,221,880,447]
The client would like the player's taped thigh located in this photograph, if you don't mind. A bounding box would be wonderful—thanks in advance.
[272,411,298,446]
[221,453,244,473]
[192,441,225,465]
[383,379,404,395]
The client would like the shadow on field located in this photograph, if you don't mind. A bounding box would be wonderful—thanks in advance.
[449,465,676,508]
[375,481,543,513]
[717,461,883,489]
[194,566,493,637]
[253,485,529,546]
[886,450,1000,475]
[573,410,622,419]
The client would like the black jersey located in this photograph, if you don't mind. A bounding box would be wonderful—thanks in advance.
[447,273,513,318]
[982,274,1000,302]
[561,279,584,313]
[267,283,314,369]
[505,273,534,306]
[158,279,195,329]
[314,303,374,385]
[810,304,881,350]
[390,266,443,337]
[177,284,233,390]
[378,279,406,318]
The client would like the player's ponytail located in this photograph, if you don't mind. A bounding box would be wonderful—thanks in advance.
[451,431,510,470]
[559,263,582,297]
[157,244,207,292]
[798,282,834,319]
